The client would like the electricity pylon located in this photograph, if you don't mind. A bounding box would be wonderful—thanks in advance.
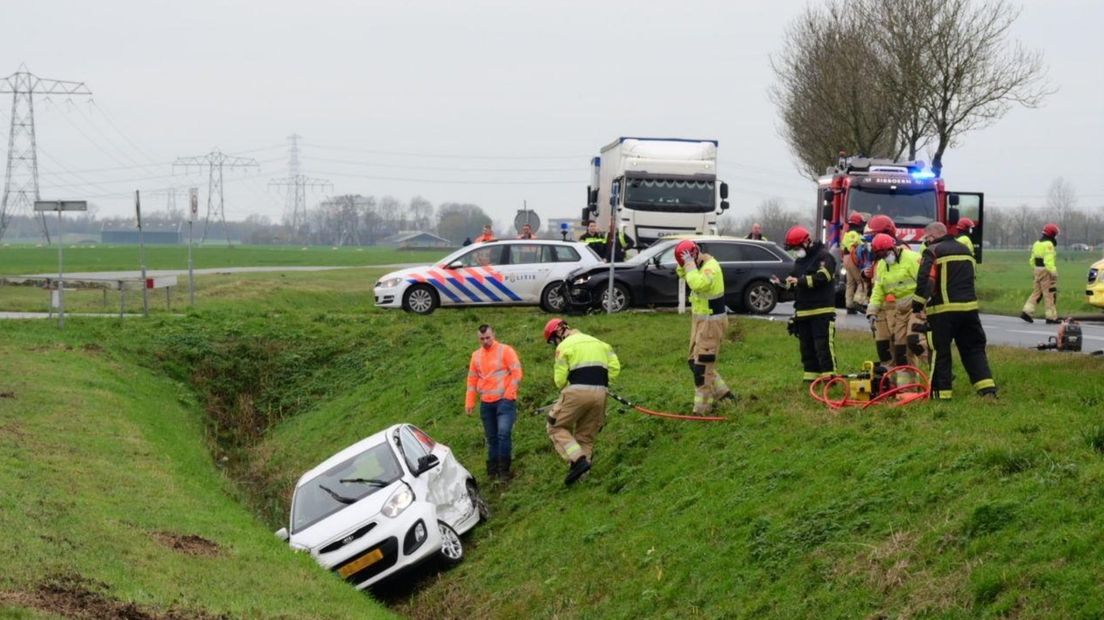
[0,65,92,243]
[269,134,331,243]
[173,149,258,245]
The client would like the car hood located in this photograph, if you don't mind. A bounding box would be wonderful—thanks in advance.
[567,262,639,280]
[375,266,427,283]
[289,481,402,550]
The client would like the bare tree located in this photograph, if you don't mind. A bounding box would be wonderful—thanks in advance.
[408,195,435,231]
[1045,177,1077,246]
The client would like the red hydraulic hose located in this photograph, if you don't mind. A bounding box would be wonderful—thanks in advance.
[808,364,930,410]
[607,391,727,422]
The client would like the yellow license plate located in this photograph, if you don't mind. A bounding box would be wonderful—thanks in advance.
[337,548,384,578]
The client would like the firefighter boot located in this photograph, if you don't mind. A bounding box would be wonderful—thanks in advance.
[565,457,591,486]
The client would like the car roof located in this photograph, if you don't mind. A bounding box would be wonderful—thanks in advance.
[296,423,404,487]
[660,235,775,244]
[467,239,587,246]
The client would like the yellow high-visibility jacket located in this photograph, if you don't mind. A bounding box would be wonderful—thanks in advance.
[1029,239,1057,274]
[842,230,862,254]
[867,248,921,313]
[553,332,621,389]
[676,254,726,316]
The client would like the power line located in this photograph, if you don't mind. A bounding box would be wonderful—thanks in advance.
[307,155,582,173]
[302,141,587,161]
[310,170,578,185]
[269,134,331,239]
[173,149,259,244]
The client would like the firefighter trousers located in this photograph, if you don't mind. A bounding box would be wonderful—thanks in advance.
[546,385,607,463]
[1023,268,1058,320]
[796,314,837,382]
[928,311,996,399]
[688,315,731,414]
[887,301,929,383]
[872,307,892,364]
[843,254,867,309]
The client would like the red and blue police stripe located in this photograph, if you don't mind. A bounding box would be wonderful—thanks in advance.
[408,267,522,304]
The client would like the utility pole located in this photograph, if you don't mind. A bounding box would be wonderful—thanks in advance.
[173,149,258,246]
[269,134,331,244]
[0,65,92,243]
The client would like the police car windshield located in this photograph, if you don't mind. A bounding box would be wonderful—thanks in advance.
[290,443,403,533]
[847,187,936,227]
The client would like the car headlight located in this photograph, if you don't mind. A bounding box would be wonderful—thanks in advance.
[381,482,414,518]
[572,274,590,285]
[289,542,310,552]
[377,277,404,288]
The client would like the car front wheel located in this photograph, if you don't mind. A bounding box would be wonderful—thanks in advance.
[402,284,438,315]
[437,521,464,565]
[539,282,567,313]
[599,282,631,313]
[743,280,777,314]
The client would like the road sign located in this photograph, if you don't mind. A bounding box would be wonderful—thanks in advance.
[34,200,87,212]
[189,187,199,222]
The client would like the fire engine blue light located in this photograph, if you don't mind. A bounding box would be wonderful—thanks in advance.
[911,170,936,179]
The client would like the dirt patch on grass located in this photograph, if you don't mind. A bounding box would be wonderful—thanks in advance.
[0,390,15,398]
[0,573,228,619]
[0,420,26,441]
[151,532,222,557]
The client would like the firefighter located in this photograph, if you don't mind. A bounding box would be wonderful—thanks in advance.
[465,324,523,480]
[674,239,735,415]
[865,215,900,365]
[474,224,496,243]
[543,318,621,486]
[775,226,837,381]
[1021,223,1060,324]
[579,220,608,259]
[745,223,768,241]
[865,234,928,385]
[913,222,997,399]
[953,218,976,257]
[841,212,868,313]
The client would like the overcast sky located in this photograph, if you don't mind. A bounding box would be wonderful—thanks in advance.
[3,0,1101,230]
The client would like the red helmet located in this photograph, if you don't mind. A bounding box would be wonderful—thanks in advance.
[674,239,700,266]
[848,212,865,225]
[1042,223,1060,237]
[784,226,811,249]
[543,318,565,343]
[871,233,896,255]
[867,215,897,237]
[956,217,975,232]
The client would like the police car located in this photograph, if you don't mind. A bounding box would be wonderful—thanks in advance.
[374,239,603,314]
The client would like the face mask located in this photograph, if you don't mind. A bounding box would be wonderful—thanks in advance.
[885,253,897,265]
[793,248,807,259]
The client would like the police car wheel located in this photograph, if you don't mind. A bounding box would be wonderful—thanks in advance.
[599,283,631,313]
[743,280,777,315]
[540,282,567,313]
[402,284,438,315]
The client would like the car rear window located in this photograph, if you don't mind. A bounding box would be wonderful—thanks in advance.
[544,245,581,263]
[508,244,545,265]
[705,242,780,262]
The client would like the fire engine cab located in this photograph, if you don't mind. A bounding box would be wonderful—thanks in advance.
[817,156,985,262]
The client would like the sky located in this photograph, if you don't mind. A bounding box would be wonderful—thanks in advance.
[2,0,1101,231]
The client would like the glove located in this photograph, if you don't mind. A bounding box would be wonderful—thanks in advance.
[680,252,696,269]
[786,317,798,337]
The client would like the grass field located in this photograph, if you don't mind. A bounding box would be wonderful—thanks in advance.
[4,246,1104,618]
[975,249,1101,317]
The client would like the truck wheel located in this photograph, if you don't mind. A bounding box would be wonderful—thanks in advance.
[743,280,777,315]
[540,282,567,313]
[402,284,438,315]
[599,283,631,313]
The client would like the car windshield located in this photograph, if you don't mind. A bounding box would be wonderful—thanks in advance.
[847,187,937,227]
[624,178,715,213]
[623,240,677,264]
[290,442,404,533]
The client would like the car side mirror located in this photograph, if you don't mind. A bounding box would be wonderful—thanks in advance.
[446,260,463,269]
[275,527,289,542]
[416,454,440,475]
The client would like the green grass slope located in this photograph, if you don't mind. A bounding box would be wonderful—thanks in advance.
[975,249,1100,317]
[184,306,1104,619]
[0,321,393,619]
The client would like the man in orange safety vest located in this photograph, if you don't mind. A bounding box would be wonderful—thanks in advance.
[465,324,523,480]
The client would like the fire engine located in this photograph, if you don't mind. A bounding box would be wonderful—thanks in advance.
[816,155,985,262]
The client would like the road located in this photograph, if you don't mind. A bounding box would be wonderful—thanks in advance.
[21,266,361,279]
[752,302,1104,355]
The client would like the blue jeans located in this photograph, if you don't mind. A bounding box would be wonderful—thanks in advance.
[480,399,517,461]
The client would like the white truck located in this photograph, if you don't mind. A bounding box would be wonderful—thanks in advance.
[584,137,729,248]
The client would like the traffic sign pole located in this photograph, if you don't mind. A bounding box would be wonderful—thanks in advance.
[33,200,88,329]
[188,187,198,306]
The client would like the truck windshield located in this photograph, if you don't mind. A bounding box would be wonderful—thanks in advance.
[847,187,936,227]
[624,178,715,213]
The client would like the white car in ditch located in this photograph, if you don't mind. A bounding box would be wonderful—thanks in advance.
[373,239,603,314]
[276,424,489,589]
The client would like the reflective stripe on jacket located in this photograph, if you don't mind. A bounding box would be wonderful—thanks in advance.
[867,248,921,313]
[553,332,620,389]
[912,235,979,315]
[465,341,522,409]
[1029,238,1057,273]
[790,241,836,318]
[676,254,726,316]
